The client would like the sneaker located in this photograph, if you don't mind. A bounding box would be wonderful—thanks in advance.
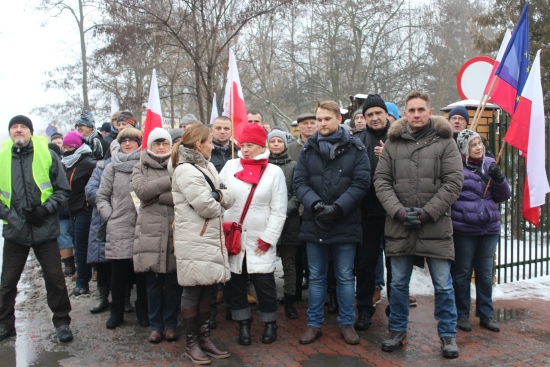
[441,337,459,358]
[299,326,322,345]
[381,331,407,352]
[373,288,382,306]
[409,296,417,306]
[480,318,500,332]
[69,287,89,297]
[56,325,73,343]
[0,326,16,342]
[457,318,472,332]
[340,325,359,345]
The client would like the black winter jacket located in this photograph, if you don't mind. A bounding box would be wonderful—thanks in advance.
[210,141,240,173]
[65,153,97,217]
[0,140,70,246]
[293,128,371,245]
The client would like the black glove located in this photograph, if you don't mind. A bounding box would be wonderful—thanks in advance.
[219,183,227,190]
[312,201,327,215]
[23,205,48,227]
[315,204,343,227]
[487,163,505,183]
[211,191,221,202]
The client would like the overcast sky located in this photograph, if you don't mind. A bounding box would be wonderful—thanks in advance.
[0,1,73,141]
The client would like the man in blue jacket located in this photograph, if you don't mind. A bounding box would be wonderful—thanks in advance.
[294,101,371,345]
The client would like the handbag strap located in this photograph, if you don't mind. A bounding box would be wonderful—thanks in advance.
[238,166,266,225]
[188,163,216,190]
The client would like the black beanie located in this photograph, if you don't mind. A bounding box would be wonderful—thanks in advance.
[362,94,388,115]
[9,115,34,134]
[448,106,470,124]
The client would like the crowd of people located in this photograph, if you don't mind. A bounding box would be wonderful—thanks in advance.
[0,90,510,363]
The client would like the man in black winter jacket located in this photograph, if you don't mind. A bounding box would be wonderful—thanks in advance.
[0,115,73,343]
[210,116,240,173]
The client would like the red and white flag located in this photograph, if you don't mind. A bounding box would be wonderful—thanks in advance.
[210,93,219,125]
[483,29,511,99]
[142,69,163,150]
[222,49,247,145]
[505,50,550,226]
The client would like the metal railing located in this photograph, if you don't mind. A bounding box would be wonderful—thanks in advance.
[489,112,550,283]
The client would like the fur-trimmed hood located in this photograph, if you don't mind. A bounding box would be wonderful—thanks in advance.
[387,116,452,141]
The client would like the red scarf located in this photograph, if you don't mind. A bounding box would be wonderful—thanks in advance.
[235,158,268,184]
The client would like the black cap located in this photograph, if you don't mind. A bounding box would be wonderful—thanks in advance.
[362,94,388,115]
[50,132,63,140]
[99,122,111,132]
[9,115,34,134]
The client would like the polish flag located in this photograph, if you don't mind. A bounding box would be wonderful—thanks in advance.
[142,69,163,150]
[483,29,511,101]
[111,93,120,117]
[504,50,550,226]
[222,49,247,146]
[210,93,219,125]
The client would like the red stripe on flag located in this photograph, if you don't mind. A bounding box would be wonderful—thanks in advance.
[504,96,532,152]
[231,81,248,146]
[491,77,518,116]
[523,176,541,226]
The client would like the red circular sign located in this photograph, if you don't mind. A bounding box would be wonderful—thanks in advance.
[456,56,495,102]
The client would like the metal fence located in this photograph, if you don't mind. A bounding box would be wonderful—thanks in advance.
[488,112,550,283]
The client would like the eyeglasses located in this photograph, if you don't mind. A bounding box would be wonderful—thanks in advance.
[120,138,138,144]
[152,141,171,148]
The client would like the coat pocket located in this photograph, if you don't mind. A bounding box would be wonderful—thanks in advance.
[199,219,210,237]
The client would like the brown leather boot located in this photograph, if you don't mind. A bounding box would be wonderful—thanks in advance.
[182,305,211,365]
[198,301,230,359]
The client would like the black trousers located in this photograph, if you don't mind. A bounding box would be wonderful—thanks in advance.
[225,257,278,322]
[110,259,146,315]
[95,262,112,288]
[355,216,385,316]
[0,239,71,329]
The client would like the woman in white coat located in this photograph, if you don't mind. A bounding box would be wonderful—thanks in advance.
[219,123,287,346]
[172,124,235,365]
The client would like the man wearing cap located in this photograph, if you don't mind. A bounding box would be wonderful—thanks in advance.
[374,90,463,358]
[354,94,391,331]
[350,109,367,134]
[385,102,400,123]
[0,115,73,343]
[99,122,111,137]
[75,110,109,160]
[51,132,64,153]
[294,101,370,346]
[448,106,494,158]
[210,116,240,173]
[179,114,199,130]
[287,113,317,162]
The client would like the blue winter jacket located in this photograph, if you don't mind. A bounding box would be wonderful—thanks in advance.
[85,159,111,263]
[451,156,511,235]
[293,128,371,244]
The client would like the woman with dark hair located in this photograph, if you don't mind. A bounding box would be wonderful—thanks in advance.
[171,124,235,364]
[220,123,287,346]
[97,128,148,329]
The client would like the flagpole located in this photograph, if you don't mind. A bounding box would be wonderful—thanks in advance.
[483,140,507,198]
[471,77,498,132]
[230,83,235,159]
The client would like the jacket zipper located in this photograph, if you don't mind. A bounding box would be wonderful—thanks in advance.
[199,219,209,236]
[18,148,35,243]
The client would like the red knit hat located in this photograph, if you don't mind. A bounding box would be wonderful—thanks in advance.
[240,123,266,146]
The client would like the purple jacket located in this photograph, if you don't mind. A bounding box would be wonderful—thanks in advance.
[451,157,511,235]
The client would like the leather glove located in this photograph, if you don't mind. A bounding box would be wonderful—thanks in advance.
[487,163,505,183]
[312,200,326,215]
[257,239,271,252]
[315,204,343,227]
[211,191,221,202]
[23,205,48,227]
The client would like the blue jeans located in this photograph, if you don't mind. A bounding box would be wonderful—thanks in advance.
[389,255,457,337]
[57,218,73,250]
[306,242,356,327]
[71,210,92,290]
[145,271,183,331]
[452,234,498,319]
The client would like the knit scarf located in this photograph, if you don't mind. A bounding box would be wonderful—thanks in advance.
[235,157,268,184]
[85,129,104,158]
[61,144,92,168]
[317,127,344,160]
[111,148,141,173]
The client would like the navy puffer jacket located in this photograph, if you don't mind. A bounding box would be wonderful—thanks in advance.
[293,128,371,245]
[451,156,510,235]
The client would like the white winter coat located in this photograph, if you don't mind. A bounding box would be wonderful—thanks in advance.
[172,147,235,286]
[219,150,288,274]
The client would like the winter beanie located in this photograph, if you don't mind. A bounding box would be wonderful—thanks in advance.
[240,123,267,147]
[169,128,184,143]
[456,129,482,159]
[8,115,34,134]
[385,102,400,120]
[267,130,288,148]
[180,114,198,126]
[362,94,388,115]
[448,106,470,124]
[99,122,111,132]
[75,110,95,128]
[147,128,172,151]
[63,131,84,149]
[117,112,136,126]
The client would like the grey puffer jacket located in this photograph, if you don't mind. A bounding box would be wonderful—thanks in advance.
[374,116,464,261]
[96,150,140,260]
[0,139,70,246]
[132,150,176,274]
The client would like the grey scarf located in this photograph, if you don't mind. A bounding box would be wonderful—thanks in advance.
[85,129,104,158]
[61,144,92,168]
[111,148,141,172]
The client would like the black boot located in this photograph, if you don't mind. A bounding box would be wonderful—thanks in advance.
[106,300,124,329]
[284,293,298,319]
[124,285,134,313]
[238,319,251,346]
[90,286,110,314]
[328,292,338,314]
[135,300,150,327]
[262,321,277,344]
[62,256,76,277]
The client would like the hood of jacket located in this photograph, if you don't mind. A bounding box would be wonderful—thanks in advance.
[387,116,452,142]
[177,146,209,168]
